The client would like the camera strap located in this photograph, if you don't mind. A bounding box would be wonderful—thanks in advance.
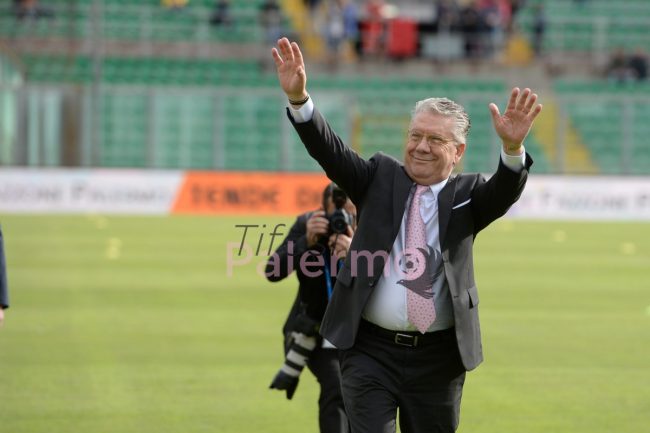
[323,254,343,301]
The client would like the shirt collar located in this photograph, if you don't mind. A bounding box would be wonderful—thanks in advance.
[425,177,449,197]
[417,178,449,223]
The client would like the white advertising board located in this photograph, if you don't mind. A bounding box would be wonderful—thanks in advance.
[509,175,650,220]
[1,170,649,220]
[0,168,182,214]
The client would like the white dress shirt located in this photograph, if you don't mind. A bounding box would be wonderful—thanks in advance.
[289,98,526,332]
[363,179,456,331]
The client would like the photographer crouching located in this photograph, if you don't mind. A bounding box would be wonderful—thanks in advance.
[266,183,356,433]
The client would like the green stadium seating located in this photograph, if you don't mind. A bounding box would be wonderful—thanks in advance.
[0,0,268,43]
[517,0,650,52]
[11,47,556,173]
[555,80,650,175]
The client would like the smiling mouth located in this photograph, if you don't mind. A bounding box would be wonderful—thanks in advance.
[412,155,434,162]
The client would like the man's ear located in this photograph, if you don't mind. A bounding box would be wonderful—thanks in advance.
[455,143,466,164]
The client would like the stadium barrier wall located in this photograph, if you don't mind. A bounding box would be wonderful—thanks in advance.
[0,168,182,214]
[0,168,329,215]
[171,171,330,215]
[1,169,649,220]
[511,175,650,221]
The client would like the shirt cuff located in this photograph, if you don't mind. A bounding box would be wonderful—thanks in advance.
[288,97,315,123]
[500,147,526,173]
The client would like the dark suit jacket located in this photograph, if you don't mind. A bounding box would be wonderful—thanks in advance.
[265,212,335,339]
[0,226,9,309]
[289,108,532,371]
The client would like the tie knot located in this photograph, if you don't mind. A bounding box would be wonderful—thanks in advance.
[415,184,428,197]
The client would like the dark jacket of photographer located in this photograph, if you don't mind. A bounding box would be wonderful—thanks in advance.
[265,211,337,337]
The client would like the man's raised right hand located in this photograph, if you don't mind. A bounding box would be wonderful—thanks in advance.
[271,37,309,103]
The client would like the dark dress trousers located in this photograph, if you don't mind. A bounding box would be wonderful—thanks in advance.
[289,108,532,372]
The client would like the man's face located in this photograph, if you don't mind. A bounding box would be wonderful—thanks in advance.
[403,111,466,185]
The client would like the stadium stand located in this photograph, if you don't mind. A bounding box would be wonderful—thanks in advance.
[555,79,650,175]
[517,0,650,52]
[0,0,268,43]
[0,0,646,175]
[15,52,526,172]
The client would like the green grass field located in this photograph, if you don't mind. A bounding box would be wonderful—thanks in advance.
[0,214,649,433]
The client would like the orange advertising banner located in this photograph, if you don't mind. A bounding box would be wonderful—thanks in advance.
[171,171,331,215]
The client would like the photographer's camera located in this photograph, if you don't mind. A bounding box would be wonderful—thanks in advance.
[327,186,354,235]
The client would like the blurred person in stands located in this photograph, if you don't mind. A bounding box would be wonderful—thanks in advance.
[13,0,54,20]
[323,0,360,69]
[0,227,9,327]
[359,0,386,58]
[304,0,323,17]
[366,0,385,20]
[161,0,188,12]
[259,0,285,71]
[434,0,461,35]
[260,0,283,38]
[210,0,232,27]
[303,0,323,24]
[531,3,546,57]
[478,0,510,57]
[628,48,648,81]
[507,0,525,33]
[323,0,345,68]
[341,0,360,60]
[606,48,635,83]
[267,182,356,433]
[460,1,484,59]
[271,36,542,433]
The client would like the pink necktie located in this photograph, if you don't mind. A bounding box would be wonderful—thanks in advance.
[404,185,437,333]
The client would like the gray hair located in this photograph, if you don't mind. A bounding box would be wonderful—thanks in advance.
[411,97,471,144]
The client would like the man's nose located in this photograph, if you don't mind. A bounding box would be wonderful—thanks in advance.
[415,136,430,152]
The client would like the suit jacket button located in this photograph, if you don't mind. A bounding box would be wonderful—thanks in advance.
[368,278,376,287]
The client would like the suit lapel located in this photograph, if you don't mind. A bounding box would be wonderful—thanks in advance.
[392,168,413,238]
[438,175,457,249]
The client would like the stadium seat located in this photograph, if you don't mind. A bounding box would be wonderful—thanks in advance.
[386,19,419,59]
[517,0,650,52]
